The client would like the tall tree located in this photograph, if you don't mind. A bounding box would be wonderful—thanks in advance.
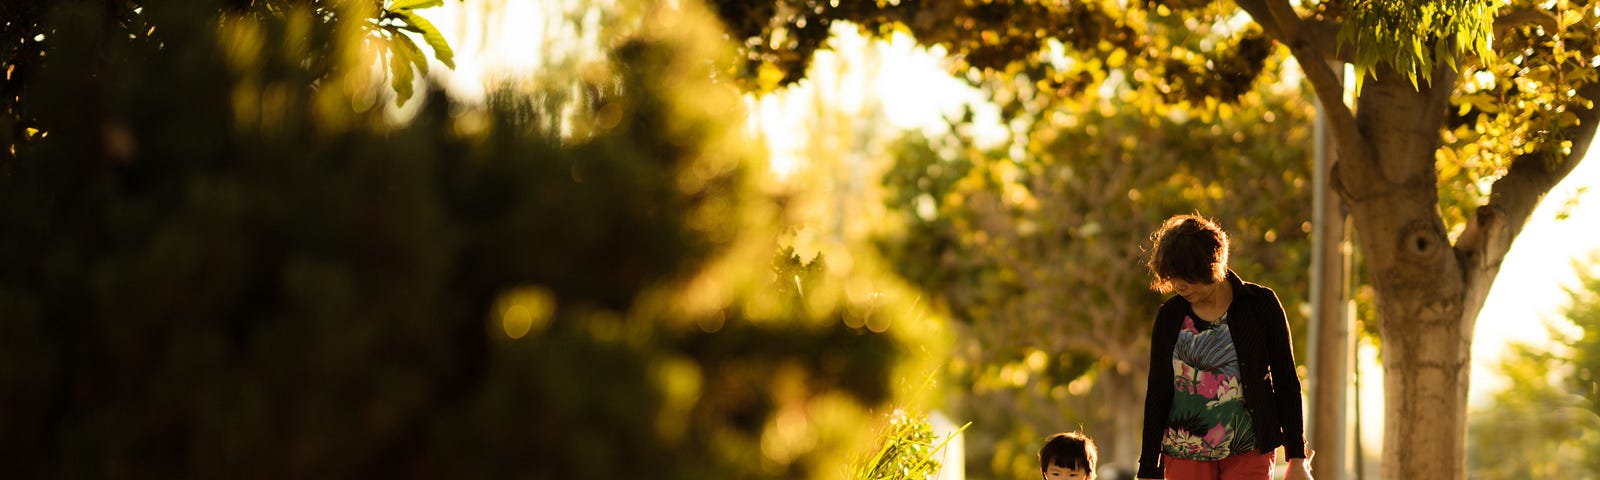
[712,1,1600,476]
[874,61,1316,477]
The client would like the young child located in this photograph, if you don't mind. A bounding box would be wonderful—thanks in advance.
[1039,431,1098,480]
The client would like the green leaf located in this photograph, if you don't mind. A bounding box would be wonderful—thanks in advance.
[1105,48,1127,68]
[389,0,445,10]
[389,47,415,107]
[395,9,455,69]
[391,28,429,76]
[1556,111,1580,128]
[1437,40,1456,71]
[1561,10,1583,30]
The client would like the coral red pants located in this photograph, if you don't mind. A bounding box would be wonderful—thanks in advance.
[1160,450,1276,480]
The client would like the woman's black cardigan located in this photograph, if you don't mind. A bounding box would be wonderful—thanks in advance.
[1135,271,1309,479]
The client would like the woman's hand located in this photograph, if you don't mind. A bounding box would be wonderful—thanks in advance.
[1284,451,1314,480]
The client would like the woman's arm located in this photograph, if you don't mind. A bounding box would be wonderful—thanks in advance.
[1263,289,1309,460]
[1136,302,1178,479]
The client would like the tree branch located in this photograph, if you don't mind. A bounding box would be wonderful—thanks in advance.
[1457,80,1600,297]
[1302,18,1350,64]
[1232,0,1287,41]
[1262,0,1305,40]
[1234,0,1347,62]
[1465,9,1593,264]
[1493,8,1558,38]
[1248,0,1370,171]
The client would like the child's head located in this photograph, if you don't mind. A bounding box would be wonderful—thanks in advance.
[1038,431,1097,480]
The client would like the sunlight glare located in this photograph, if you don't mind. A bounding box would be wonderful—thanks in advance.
[1473,155,1600,404]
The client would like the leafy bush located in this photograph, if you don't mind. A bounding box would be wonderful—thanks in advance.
[851,410,966,480]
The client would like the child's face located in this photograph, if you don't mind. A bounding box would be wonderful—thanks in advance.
[1043,464,1089,480]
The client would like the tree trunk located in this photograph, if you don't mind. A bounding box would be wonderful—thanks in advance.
[1096,366,1142,478]
[1322,65,1600,479]
[1233,4,1600,478]
[1339,64,1476,480]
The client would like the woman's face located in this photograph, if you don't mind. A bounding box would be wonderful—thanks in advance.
[1168,278,1219,304]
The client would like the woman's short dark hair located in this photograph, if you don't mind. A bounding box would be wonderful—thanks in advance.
[1039,431,1097,476]
[1145,214,1230,293]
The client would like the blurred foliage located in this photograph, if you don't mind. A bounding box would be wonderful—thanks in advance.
[0,1,944,478]
[1468,252,1600,479]
[1569,254,1600,462]
[1,0,456,166]
[871,53,1317,478]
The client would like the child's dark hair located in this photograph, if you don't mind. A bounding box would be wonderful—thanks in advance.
[1145,213,1230,293]
[1038,431,1097,477]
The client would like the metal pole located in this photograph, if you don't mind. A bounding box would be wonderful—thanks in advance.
[1308,59,1351,480]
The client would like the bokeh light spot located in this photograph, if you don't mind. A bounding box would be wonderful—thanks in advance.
[497,286,555,339]
[502,305,533,339]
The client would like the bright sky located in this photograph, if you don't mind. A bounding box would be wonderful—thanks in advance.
[751,26,1007,178]
[1471,153,1600,395]
[420,0,1600,463]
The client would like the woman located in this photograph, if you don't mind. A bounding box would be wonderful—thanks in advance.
[1136,214,1313,480]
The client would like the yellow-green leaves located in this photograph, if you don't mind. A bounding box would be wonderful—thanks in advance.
[388,0,444,10]
[1560,9,1586,30]
[1339,0,1497,88]
[386,35,414,105]
[1448,0,1600,179]
[389,8,454,69]
[378,0,453,106]
[391,29,429,76]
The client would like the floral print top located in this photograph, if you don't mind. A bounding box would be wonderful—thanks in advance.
[1160,313,1256,461]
